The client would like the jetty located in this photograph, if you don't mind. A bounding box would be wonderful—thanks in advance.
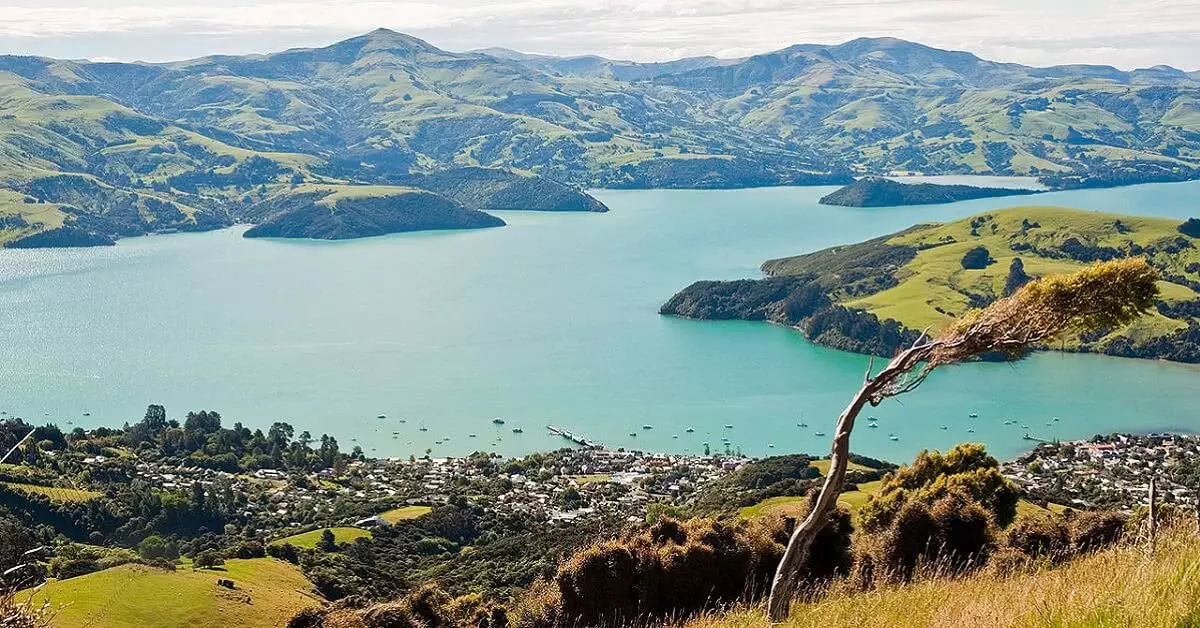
[547,425,601,449]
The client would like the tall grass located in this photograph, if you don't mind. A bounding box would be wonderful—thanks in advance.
[692,526,1200,628]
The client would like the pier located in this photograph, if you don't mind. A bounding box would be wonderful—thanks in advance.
[547,425,602,449]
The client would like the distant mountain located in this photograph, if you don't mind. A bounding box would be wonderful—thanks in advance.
[819,177,1037,207]
[0,29,1197,246]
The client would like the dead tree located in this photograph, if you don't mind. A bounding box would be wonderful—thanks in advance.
[766,258,1160,621]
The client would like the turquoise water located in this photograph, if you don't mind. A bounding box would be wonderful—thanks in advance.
[1,181,1198,462]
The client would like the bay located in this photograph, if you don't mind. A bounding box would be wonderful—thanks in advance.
[0,180,1198,461]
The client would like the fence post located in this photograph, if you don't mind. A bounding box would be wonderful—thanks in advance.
[1148,475,1157,552]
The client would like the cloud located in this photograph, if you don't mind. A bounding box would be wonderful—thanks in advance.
[0,0,1196,70]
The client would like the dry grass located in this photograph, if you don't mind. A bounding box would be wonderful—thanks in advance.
[691,528,1200,628]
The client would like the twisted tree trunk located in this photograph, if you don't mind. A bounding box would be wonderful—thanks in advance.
[766,345,930,621]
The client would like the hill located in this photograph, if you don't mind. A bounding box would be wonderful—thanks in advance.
[662,206,1200,362]
[819,177,1038,207]
[691,527,1200,627]
[242,185,505,240]
[23,558,320,628]
[0,31,1198,246]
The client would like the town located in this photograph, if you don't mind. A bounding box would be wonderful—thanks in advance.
[1002,433,1200,511]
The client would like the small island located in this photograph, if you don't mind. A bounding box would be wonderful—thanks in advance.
[243,185,505,240]
[819,177,1038,207]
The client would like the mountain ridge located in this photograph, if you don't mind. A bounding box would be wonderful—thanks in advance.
[0,29,1198,247]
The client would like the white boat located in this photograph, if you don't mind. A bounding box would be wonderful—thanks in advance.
[969,412,979,418]
[642,424,653,430]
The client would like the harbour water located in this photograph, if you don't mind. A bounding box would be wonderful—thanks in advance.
[0,180,1197,461]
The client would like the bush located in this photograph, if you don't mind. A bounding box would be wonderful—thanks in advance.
[230,541,265,559]
[860,444,1019,532]
[513,512,845,626]
[1005,514,1070,560]
[961,246,994,270]
[1179,218,1200,238]
[267,543,301,564]
[193,550,225,569]
[1069,511,1127,553]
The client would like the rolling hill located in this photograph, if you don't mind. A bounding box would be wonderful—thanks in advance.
[662,207,1200,363]
[0,30,1198,246]
[24,558,320,628]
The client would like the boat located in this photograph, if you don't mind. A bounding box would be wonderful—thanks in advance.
[814,431,826,437]
[642,424,653,430]
[969,412,979,418]
[1022,424,1030,429]
[768,443,775,448]
[419,426,428,432]
[629,432,637,437]
[967,428,975,433]
[868,416,878,421]
[685,427,695,433]
[512,428,524,434]
[377,414,386,419]
[82,412,90,417]
[469,433,477,438]
[798,422,808,428]
[1053,417,1061,422]
[890,435,900,441]
[672,434,679,439]
[867,423,878,428]
[398,419,406,423]
[940,426,948,430]
[492,418,505,425]
[724,424,734,429]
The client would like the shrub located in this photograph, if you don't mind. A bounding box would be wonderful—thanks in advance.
[961,246,994,270]
[860,444,1019,532]
[193,550,225,569]
[512,511,847,626]
[1005,513,1070,560]
[1179,218,1200,238]
[1069,511,1127,553]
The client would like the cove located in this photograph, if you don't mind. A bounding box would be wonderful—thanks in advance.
[0,180,1197,461]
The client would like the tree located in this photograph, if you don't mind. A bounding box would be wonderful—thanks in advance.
[960,245,993,270]
[317,529,338,553]
[1004,257,1032,296]
[766,258,1160,620]
[193,550,224,569]
[143,404,168,430]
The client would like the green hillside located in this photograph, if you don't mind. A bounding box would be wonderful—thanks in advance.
[25,558,320,628]
[0,30,1197,246]
[663,206,1200,362]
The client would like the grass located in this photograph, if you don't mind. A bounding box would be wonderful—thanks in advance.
[0,482,100,503]
[809,459,874,476]
[739,481,883,521]
[839,206,1200,340]
[268,527,371,549]
[379,505,433,523]
[24,558,320,628]
[692,528,1200,628]
[283,183,425,206]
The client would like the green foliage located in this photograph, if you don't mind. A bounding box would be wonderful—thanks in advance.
[960,245,993,270]
[1178,218,1200,238]
[193,550,224,569]
[859,444,1020,533]
[513,511,854,627]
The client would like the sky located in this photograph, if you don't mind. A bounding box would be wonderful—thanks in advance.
[0,0,1196,70]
